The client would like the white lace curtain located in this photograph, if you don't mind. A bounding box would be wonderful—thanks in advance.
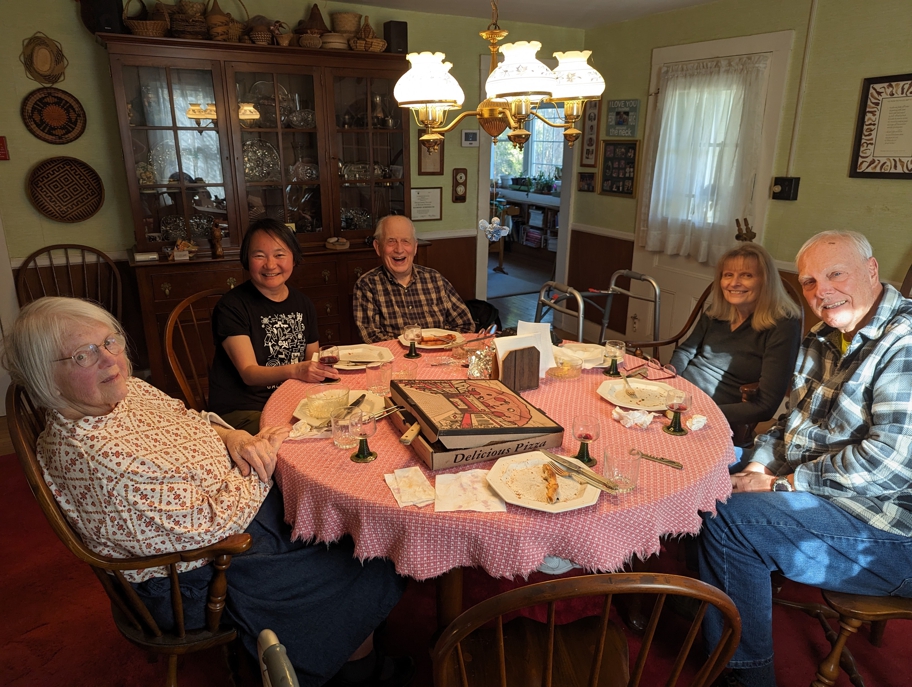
[638,54,770,265]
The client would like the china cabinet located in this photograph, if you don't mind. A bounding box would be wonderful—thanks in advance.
[100,34,412,393]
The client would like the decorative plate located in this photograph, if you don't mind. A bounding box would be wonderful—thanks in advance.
[486,452,600,513]
[243,139,281,182]
[27,157,104,223]
[20,32,68,85]
[286,108,316,128]
[340,207,372,230]
[596,379,675,412]
[150,140,178,183]
[21,87,86,144]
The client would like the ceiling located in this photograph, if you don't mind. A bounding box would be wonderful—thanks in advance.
[331,0,720,31]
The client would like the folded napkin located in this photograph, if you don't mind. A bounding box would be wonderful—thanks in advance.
[612,406,656,429]
[435,470,506,512]
[288,419,331,440]
[686,414,708,431]
[384,467,435,508]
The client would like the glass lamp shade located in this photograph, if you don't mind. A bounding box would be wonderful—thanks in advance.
[187,102,217,120]
[485,41,556,103]
[551,51,606,101]
[238,103,260,120]
[394,52,465,109]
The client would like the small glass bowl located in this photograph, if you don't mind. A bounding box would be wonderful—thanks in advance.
[546,356,583,380]
[305,385,351,419]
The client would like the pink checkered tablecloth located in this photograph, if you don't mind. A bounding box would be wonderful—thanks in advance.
[263,340,734,582]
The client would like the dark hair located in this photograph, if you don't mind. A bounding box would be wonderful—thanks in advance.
[239,218,302,270]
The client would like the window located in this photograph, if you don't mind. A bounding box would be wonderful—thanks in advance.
[491,104,565,182]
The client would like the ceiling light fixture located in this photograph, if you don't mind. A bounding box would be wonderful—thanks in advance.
[394,0,605,153]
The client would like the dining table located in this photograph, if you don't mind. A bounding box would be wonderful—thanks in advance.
[261,338,735,628]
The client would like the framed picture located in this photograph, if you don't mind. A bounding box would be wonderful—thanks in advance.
[849,73,912,178]
[606,99,640,138]
[598,139,639,198]
[417,134,444,175]
[579,99,601,168]
[410,187,443,221]
[461,130,480,147]
[577,172,595,192]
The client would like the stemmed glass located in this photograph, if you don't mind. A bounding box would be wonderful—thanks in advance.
[603,340,625,377]
[402,324,423,359]
[349,411,378,463]
[318,345,340,384]
[663,388,691,436]
[571,414,600,467]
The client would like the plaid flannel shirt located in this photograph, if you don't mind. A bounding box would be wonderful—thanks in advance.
[753,284,912,535]
[353,264,475,343]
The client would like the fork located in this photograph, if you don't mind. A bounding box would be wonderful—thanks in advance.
[548,461,618,494]
[619,369,639,399]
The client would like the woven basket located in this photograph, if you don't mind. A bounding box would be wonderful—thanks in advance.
[227,18,245,41]
[299,34,321,49]
[297,3,329,35]
[124,0,170,37]
[330,12,361,36]
[248,25,272,45]
[172,13,209,38]
[349,37,386,52]
[275,33,294,46]
[178,0,205,16]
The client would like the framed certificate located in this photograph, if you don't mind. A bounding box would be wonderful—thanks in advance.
[849,73,912,178]
[410,187,443,221]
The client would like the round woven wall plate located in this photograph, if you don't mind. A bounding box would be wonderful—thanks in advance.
[21,87,87,144]
[27,157,105,223]
[20,32,68,85]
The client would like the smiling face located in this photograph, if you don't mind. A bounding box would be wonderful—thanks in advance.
[247,229,295,300]
[720,256,762,315]
[375,216,417,284]
[797,236,882,336]
[54,320,130,420]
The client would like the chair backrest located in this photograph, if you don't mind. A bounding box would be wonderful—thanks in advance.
[431,572,741,687]
[901,263,912,298]
[165,288,227,412]
[16,244,123,319]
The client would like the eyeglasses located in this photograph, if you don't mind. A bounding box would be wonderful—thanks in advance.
[53,334,126,368]
[624,356,677,380]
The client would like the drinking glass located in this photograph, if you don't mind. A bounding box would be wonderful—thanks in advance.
[402,325,422,359]
[331,406,360,449]
[365,361,392,397]
[318,345,340,384]
[392,359,417,381]
[663,388,691,436]
[349,411,378,463]
[603,448,641,493]
[571,414,600,467]
[603,339,625,377]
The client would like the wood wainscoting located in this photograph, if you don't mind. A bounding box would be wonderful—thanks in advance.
[567,229,634,335]
[422,235,477,301]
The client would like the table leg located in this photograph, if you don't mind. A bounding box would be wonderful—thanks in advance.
[436,568,465,631]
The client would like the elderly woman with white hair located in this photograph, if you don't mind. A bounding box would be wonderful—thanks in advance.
[3,297,412,687]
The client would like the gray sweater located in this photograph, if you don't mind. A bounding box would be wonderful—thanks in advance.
[669,313,802,427]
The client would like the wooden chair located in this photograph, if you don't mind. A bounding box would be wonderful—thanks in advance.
[6,382,251,687]
[900,263,912,297]
[165,288,227,412]
[431,572,741,687]
[16,244,123,319]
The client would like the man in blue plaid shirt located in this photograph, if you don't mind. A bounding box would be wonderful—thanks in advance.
[699,231,912,687]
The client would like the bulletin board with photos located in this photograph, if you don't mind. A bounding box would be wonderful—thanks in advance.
[599,140,639,198]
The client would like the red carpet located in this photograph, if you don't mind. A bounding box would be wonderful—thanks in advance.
[1,450,909,686]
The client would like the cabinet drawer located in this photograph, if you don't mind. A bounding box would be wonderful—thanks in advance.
[310,295,341,319]
[345,257,380,292]
[293,260,338,288]
[150,269,244,303]
[319,323,343,344]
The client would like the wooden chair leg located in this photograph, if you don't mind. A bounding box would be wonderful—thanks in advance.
[166,654,179,687]
[868,619,887,647]
[811,616,863,687]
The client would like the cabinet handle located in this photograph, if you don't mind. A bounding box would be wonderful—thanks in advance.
[161,282,171,297]
[322,269,330,283]
[325,329,335,341]
[354,267,363,278]
[227,277,237,289]
[325,302,332,315]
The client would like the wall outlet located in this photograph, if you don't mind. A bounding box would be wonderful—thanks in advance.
[771,176,800,201]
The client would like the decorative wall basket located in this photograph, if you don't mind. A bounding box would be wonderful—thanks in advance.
[20,33,68,85]
[21,87,87,145]
[27,157,105,223]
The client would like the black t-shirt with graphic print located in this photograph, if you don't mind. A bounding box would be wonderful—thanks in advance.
[209,280,319,413]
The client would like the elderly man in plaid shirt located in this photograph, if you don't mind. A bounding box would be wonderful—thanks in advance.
[353,215,475,343]
[699,231,912,687]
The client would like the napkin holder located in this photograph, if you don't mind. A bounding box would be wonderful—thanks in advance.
[500,347,540,392]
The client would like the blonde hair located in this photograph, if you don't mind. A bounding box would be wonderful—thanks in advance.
[704,243,801,331]
[2,297,131,411]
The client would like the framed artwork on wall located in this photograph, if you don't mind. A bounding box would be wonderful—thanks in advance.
[849,72,912,178]
[410,187,442,221]
[579,99,601,168]
[598,139,639,198]
[417,134,444,175]
[577,172,595,192]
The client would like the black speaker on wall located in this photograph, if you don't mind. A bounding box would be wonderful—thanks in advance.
[384,21,408,54]
[78,0,127,35]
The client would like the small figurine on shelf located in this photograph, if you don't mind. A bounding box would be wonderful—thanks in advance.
[169,238,199,261]
[210,223,224,258]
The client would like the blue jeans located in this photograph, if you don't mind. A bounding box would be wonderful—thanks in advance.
[699,492,912,687]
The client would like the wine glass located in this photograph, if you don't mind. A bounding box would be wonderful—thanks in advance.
[603,339,625,377]
[663,388,691,436]
[318,345,340,384]
[349,410,378,463]
[402,324,423,359]
[571,414,600,466]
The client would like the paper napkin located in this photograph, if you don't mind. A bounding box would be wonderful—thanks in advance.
[288,419,331,440]
[517,320,557,377]
[612,406,656,429]
[686,414,708,431]
[384,467,435,508]
[434,470,506,512]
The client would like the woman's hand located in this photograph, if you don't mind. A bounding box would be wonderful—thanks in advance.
[290,360,340,384]
[224,426,289,482]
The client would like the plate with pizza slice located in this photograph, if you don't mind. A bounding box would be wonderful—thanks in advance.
[397,328,466,350]
[486,452,601,513]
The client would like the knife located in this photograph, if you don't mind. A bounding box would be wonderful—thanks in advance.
[398,407,422,445]
[542,450,618,491]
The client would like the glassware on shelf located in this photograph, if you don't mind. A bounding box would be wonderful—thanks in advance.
[571,414,599,467]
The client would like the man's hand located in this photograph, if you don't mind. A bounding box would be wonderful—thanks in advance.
[290,360,340,384]
[731,470,777,492]
[224,426,289,482]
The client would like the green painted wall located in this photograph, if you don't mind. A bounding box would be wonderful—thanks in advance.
[577,0,912,282]
[0,1,581,259]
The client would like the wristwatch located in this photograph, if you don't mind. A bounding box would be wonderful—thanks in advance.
[772,476,794,492]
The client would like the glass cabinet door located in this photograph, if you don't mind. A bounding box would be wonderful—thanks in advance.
[229,66,328,243]
[119,63,235,255]
[332,73,408,239]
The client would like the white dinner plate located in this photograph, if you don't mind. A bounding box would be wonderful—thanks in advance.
[396,328,465,350]
[486,452,600,513]
[596,379,675,412]
[554,343,605,369]
[312,345,394,370]
[292,389,385,424]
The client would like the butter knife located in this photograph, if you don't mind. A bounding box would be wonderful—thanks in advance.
[542,450,618,491]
